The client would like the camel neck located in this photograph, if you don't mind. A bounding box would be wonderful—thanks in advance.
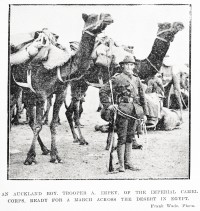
[64,32,96,78]
[147,38,170,71]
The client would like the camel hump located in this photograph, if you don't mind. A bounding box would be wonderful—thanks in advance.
[41,41,80,70]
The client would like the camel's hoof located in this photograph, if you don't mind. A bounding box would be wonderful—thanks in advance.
[79,141,88,145]
[50,159,63,164]
[42,149,50,155]
[50,157,63,164]
[50,159,57,163]
[105,145,110,150]
[132,145,143,150]
[73,139,79,143]
[24,159,37,165]
[31,162,37,166]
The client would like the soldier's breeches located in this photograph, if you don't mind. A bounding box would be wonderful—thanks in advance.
[116,115,135,145]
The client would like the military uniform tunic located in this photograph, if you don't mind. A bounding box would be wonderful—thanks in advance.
[99,71,148,145]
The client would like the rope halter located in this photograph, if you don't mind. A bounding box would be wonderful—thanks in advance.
[82,15,102,37]
[156,27,173,42]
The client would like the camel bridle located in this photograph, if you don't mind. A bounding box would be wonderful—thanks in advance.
[149,28,175,72]
[82,14,106,37]
[156,27,174,42]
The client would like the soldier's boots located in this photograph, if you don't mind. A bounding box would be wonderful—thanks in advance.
[132,138,143,150]
[117,144,125,172]
[125,143,140,171]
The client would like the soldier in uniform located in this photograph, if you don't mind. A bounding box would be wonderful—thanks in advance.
[99,55,148,172]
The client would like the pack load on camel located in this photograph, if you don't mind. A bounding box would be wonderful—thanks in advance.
[11,28,75,70]
[10,28,75,125]
[10,29,81,126]
[10,13,114,165]
[91,35,135,67]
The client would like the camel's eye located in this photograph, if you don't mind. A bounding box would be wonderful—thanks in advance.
[90,17,97,22]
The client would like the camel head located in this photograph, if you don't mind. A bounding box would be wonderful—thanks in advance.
[157,22,184,42]
[82,13,113,36]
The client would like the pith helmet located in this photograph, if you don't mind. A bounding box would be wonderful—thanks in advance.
[119,55,136,65]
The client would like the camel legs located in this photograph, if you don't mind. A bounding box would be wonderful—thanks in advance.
[49,92,65,163]
[173,76,183,121]
[43,95,53,125]
[73,98,84,127]
[24,100,48,165]
[74,99,88,145]
[164,79,183,122]
[163,82,172,108]
[10,88,23,126]
[43,95,61,125]
[65,98,88,145]
[97,76,104,112]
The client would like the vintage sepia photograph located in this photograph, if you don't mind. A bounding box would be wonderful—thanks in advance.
[8,4,190,180]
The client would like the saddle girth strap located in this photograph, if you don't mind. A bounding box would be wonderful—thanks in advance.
[12,69,36,93]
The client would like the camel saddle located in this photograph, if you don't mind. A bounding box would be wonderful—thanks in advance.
[91,39,135,67]
[11,31,78,70]
[32,44,72,69]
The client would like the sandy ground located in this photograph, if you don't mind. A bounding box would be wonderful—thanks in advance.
[9,87,190,180]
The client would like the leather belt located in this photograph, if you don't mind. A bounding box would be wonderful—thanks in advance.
[118,96,134,103]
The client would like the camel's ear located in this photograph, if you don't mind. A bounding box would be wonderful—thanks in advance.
[82,13,88,22]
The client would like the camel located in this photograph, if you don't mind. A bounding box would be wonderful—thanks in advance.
[158,55,187,120]
[156,107,182,131]
[9,36,47,127]
[64,22,184,146]
[164,68,189,110]
[10,13,113,165]
[10,78,23,126]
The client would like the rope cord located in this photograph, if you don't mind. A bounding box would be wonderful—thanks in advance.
[180,91,188,109]
[146,58,159,73]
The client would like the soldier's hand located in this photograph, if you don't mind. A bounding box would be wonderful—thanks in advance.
[143,115,147,122]
[108,104,118,111]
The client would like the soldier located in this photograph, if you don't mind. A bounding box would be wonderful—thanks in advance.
[99,55,148,172]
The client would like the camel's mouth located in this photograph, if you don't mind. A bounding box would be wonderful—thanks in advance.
[102,15,114,26]
[172,22,184,33]
[100,17,113,31]
[99,13,114,28]
[103,18,114,25]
